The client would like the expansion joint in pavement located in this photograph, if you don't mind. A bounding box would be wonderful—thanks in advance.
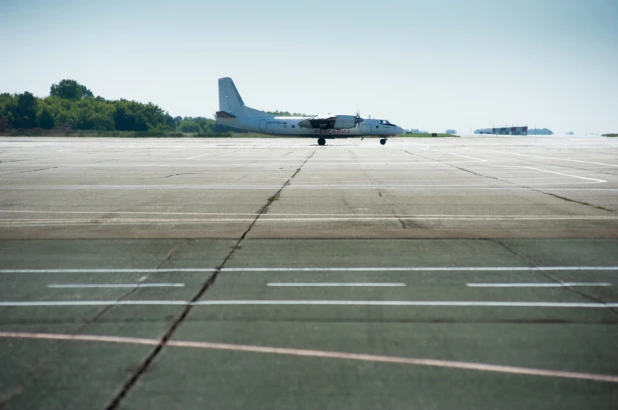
[155,239,190,269]
[406,150,615,214]
[353,149,407,229]
[6,166,61,175]
[0,239,196,407]
[541,192,614,213]
[105,149,316,409]
[490,239,618,316]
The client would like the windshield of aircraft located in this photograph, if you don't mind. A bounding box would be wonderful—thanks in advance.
[379,119,396,126]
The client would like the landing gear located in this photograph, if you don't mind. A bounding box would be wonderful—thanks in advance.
[317,137,326,146]
[380,138,387,145]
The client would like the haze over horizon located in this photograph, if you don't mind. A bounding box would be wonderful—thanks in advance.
[2,0,617,135]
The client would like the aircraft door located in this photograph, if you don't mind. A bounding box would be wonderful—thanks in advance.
[361,124,372,134]
[259,120,267,132]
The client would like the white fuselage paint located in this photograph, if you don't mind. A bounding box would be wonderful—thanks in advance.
[217,116,404,138]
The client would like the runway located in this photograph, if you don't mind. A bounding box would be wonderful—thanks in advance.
[0,136,617,409]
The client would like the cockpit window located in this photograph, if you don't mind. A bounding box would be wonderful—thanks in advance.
[379,119,396,126]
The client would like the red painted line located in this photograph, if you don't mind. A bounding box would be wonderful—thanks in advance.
[1,331,617,383]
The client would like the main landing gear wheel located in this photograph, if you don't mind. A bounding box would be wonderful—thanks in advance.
[318,137,326,146]
[380,138,387,145]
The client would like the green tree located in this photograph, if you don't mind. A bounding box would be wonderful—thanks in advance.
[164,113,176,130]
[37,108,55,129]
[178,119,201,133]
[50,79,93,100]
[112,100,164,131]
[10,92,38,128]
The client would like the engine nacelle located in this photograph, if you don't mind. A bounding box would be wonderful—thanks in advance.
[333,115,357,129]
[298,115,361,130]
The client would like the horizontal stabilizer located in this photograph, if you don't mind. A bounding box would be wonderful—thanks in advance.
[216,111,236,119]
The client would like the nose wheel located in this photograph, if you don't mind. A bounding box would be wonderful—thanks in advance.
[317,137,326,146]
[380,138,387,145]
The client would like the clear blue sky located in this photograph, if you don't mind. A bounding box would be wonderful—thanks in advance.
[2,0,617,134]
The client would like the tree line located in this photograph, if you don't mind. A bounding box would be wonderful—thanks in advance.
[0,79,234,134]
[266,110,312,117]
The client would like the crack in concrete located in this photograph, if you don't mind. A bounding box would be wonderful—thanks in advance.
[0,232,198,405]
[490,239,618,316]
[542,192,614,212]
[476,150,618,177]
[6,166,60,175]
[0,238,192,407]
[349,149,409,229]
[163,173,196,179]
[84,240,192,325]
[404,150,616,214]
[104,149,316,409]
[155,240,190,269]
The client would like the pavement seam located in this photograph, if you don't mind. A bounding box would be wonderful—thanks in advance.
[490,239,618,316]
[163,172,197,178]
[0,238,196,407]
[403,150,616,214]
[349,148,408,229]
[104,149,316,409]
[155,240,190,270]
[5,166,60,175]
[476,149,618,177]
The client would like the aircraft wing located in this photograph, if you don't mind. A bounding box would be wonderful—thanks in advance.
[298,114,362,130]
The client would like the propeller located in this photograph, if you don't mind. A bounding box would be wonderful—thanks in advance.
[355,109,364,125]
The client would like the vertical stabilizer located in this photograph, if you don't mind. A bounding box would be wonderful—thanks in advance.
[218,77,244,116]
[217,77,274,118]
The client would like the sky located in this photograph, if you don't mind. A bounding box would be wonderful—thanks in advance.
[1,0,617,134]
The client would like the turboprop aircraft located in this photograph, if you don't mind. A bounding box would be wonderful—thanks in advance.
[215,77,404,146]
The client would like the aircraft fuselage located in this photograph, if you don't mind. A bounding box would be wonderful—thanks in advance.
[218,116,403,138]
[215,77,404,145]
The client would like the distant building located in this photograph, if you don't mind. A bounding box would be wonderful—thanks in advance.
[475,126,528,135]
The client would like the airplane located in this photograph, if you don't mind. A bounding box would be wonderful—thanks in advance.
[215,77,404,146]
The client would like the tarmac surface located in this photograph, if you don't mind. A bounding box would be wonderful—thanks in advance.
[0,136,617,409]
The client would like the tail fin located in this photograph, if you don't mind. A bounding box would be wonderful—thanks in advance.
[217,77,273,118]
[218,77,244,116]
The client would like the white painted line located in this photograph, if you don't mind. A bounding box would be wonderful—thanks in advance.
[443,152,488,162]
[0,301,189,306]
[0,300,616,308]
[484,150,618,168]
[467,282,612,288]
[1,183,611,190]
[192,300,618,308]
[267,283,406,287]
[517,167,606,183]
[1,331,617,383]
[2,267,618,274]
[186,153,213,160]
[223,266,618,272]
[7,210,614,218]
[2,215,618,226]
[0,268,216,273]
[0,210,263,216]
[47,283,185,289]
